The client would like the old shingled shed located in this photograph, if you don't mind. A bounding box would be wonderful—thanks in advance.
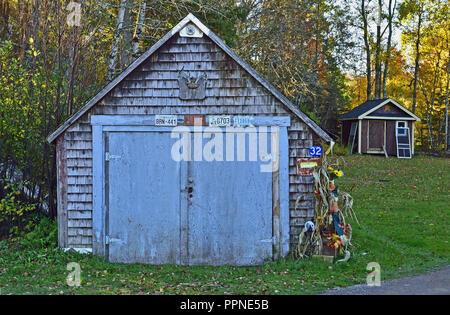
[47,14,332,265]
[340,98,421,158]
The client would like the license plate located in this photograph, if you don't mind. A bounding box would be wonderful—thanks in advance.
[155,115,178,126]
[208,116,231,127]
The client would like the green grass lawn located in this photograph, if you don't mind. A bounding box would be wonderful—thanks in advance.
[0,155,449,295]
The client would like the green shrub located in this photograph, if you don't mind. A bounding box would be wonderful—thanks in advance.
[0,179,37,236]
[19,217,57,249]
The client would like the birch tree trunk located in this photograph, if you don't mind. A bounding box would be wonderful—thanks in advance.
[120,0,134,70]
[132,0,147,60]
[108,0,127,81]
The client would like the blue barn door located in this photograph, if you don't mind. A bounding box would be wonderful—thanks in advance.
[106,131,182,264]
[186,129,273,265]
[102,126,281,265]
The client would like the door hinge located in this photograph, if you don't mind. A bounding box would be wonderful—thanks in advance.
[105,152,121,161]
[260,236,276,245]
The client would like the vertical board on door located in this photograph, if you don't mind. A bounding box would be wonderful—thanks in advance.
[107,132,182,263]
[187,130,273,265]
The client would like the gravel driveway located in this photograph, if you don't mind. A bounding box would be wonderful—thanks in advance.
[322,265,450,295]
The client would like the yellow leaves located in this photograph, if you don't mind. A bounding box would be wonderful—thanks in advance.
[29,37,34,45]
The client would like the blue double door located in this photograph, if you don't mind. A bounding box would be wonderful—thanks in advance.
[106,129,274,265]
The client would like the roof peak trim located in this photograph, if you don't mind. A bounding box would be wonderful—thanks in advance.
[359,98,421,121]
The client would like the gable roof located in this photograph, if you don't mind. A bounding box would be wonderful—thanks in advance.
[47,13,332,143]
[340,98,421,121]
[340,99,388,119]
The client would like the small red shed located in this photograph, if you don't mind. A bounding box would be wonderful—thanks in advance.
[340,98,421,158]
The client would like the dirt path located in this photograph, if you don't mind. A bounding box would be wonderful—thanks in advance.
[322,265,450,295]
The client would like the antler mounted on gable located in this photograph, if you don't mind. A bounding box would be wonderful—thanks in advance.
[178,69,207,100]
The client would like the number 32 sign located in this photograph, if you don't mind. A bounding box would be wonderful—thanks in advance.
[309,146,323,157]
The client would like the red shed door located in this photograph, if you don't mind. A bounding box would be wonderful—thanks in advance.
[368,120,385,152]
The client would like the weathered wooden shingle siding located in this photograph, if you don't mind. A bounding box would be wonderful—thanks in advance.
[59,33,317,250]
[287,120,315,246]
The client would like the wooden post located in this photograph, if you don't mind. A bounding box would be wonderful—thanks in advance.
[56,135,68,248]
[273,169,280,261]
[358,120,362,154]
[272,128,281,260]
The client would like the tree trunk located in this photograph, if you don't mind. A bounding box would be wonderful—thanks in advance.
[313,0,320,116]
[362,0,372,100]
[132,0,147,60]
[383,0,396,98]
[120,0,134,70]
[66,26,79,117]
[412,7,423,114]
[0,0,10,40]
[445,48,450,151]
[108,0,127,81]
[374,0,382,99]
[32,0,40,45]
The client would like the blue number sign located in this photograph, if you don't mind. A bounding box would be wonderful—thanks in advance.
[309,146,323,157]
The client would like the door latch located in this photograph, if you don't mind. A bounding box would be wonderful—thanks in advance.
[260,236,276,245]
[181,186,194,198]
[105,236,123,245]
[105,152,121,161]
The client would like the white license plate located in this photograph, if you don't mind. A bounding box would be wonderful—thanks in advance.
[208,116,231,127]
[155,115,178,126]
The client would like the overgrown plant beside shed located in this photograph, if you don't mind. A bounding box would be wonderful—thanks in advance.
[340,98,421,158]
[47,14,332,266]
